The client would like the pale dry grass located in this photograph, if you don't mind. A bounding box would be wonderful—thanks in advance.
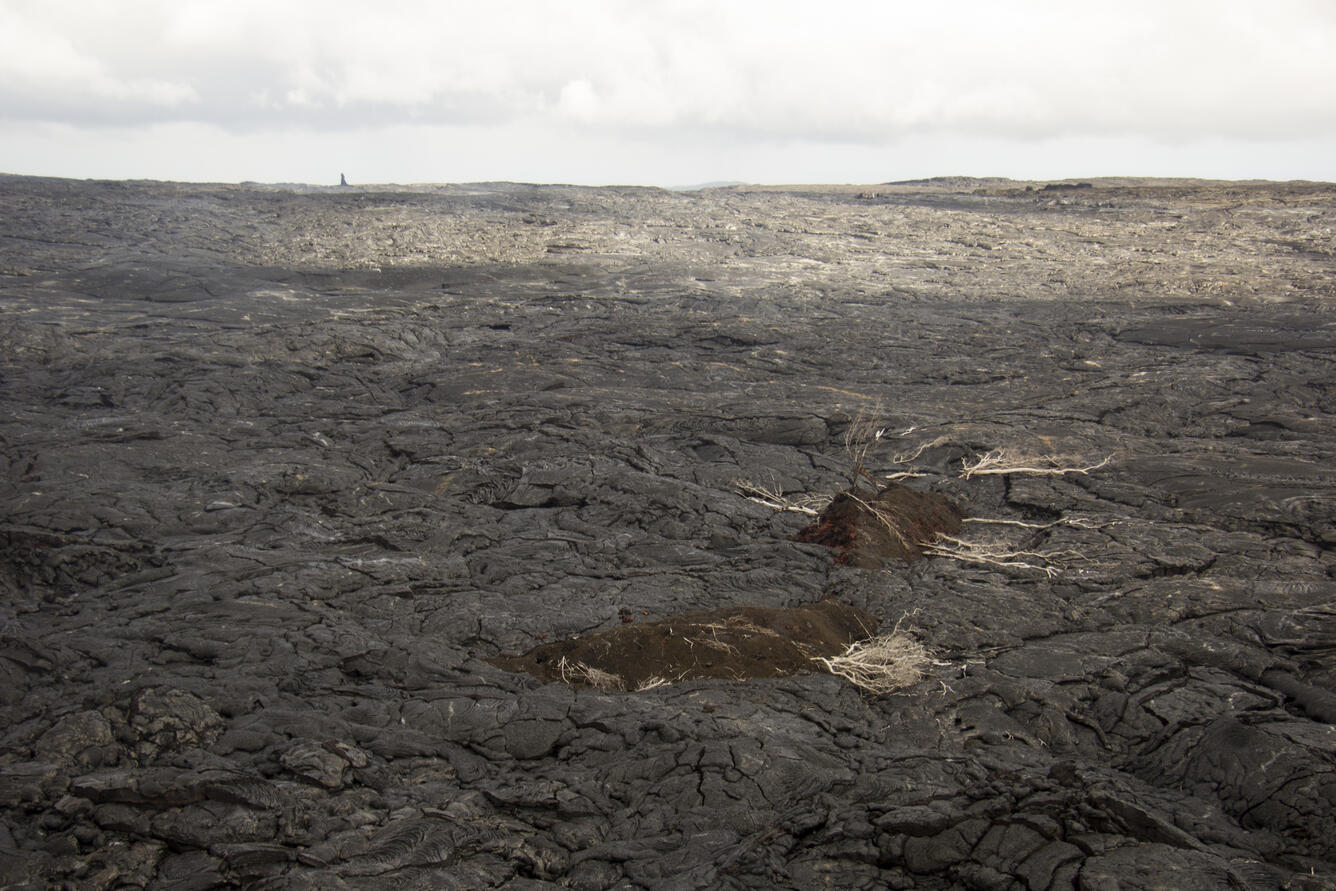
[556,656,624,691]
[844,414,889,489]
[687,617,782,656]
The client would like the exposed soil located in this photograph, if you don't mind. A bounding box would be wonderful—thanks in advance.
[793,483,964,566]
[491,599,876,690]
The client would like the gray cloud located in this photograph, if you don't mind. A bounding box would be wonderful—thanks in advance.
[3,0,1335,183]
[4,0,1335,139]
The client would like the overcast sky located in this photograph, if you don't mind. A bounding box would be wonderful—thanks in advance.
[3,0,1335,186]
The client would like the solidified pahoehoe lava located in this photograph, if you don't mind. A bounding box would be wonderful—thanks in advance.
[7,176,1336,887]
[793,483,964,567]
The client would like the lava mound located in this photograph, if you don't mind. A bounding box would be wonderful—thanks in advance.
[491,599,876,691]
[793,483,964,567]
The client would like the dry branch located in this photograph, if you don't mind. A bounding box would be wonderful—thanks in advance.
[923,533,1064,577]
[890,434,954,466]
[735,480,825,516]
[960,450,1113,479]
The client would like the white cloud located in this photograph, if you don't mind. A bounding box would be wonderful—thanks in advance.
[558,80,600,123]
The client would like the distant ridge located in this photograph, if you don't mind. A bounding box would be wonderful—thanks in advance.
[884,176,1018,188]
[668,180,747,191]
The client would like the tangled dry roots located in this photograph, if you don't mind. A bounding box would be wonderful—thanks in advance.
[815,629,931,695]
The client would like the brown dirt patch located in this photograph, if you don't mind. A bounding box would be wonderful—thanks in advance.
[490,599,877,691]
[793,483,964,567]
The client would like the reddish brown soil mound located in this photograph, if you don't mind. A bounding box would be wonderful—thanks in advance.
[793,484,963,567]
[490,599,876,691]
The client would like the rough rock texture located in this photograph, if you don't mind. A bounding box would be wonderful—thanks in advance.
[1,174,1335,888]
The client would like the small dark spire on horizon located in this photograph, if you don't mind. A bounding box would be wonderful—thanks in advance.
[339,172,349,187]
